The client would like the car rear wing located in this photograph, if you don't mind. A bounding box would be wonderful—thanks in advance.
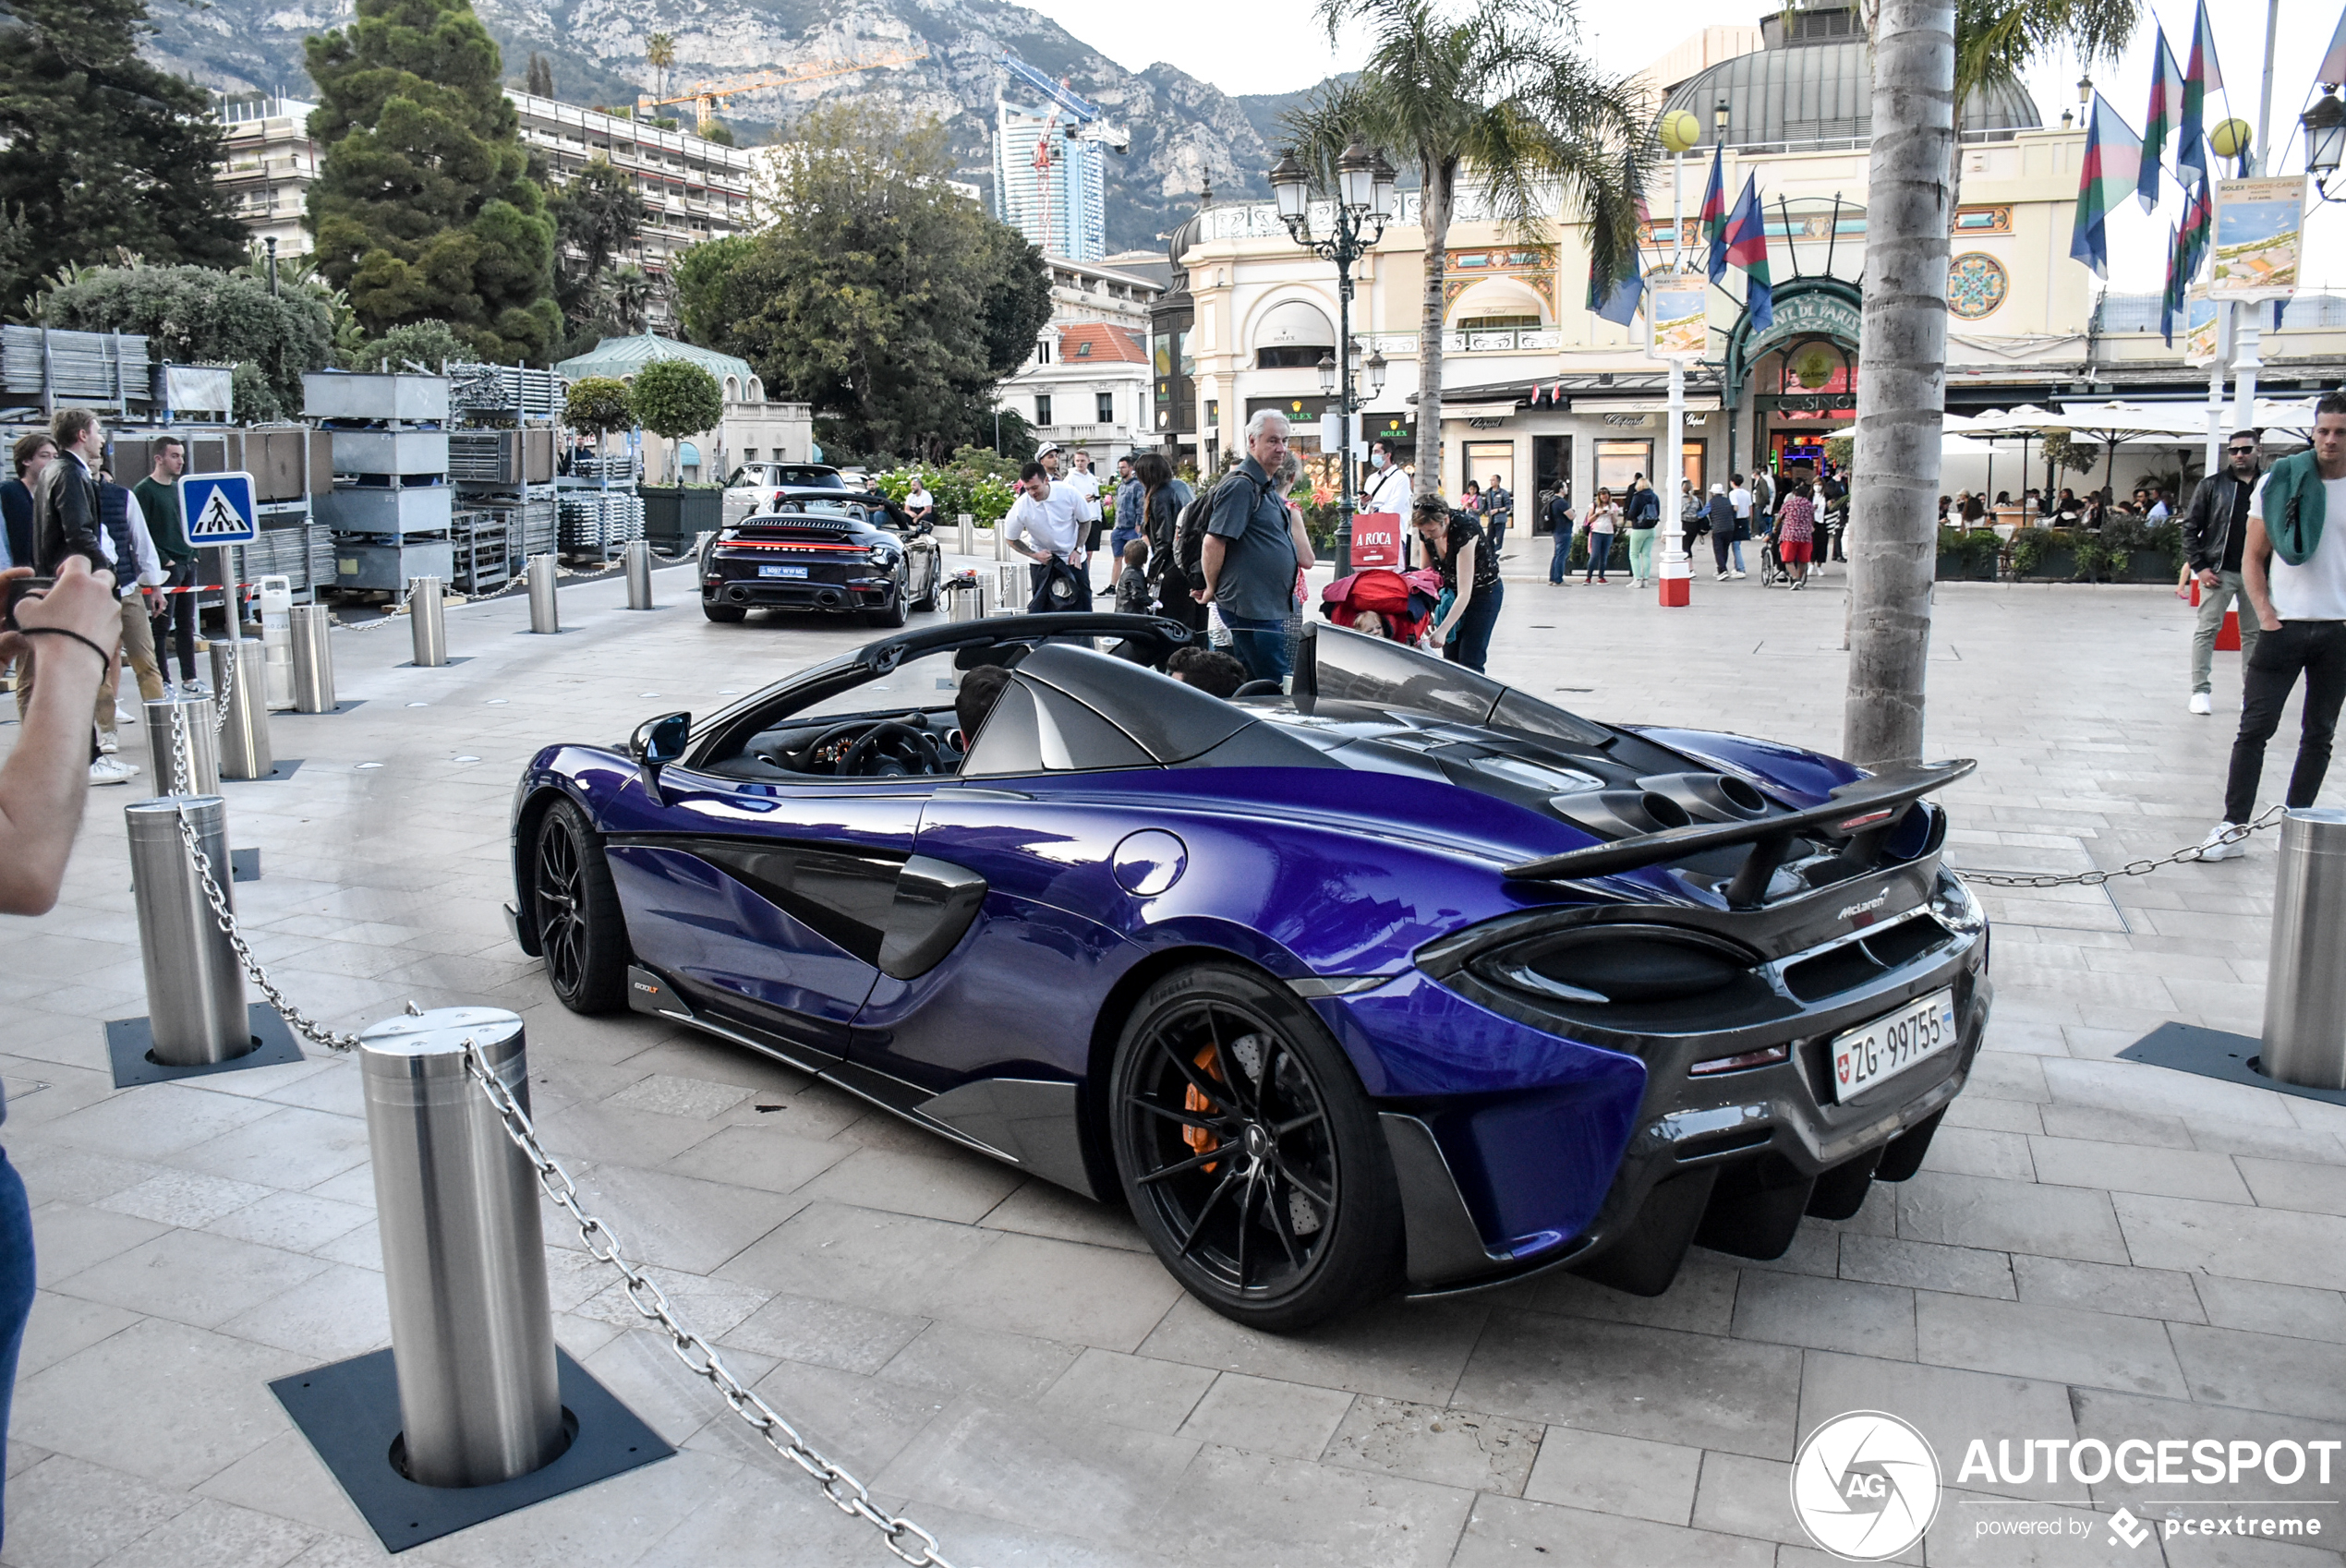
[1502,759,1977,908]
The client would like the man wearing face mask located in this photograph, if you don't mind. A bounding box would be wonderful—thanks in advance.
[1361,438,1415,564]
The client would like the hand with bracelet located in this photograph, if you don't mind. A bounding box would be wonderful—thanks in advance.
[1,559,120,671]
[0,558,121,913]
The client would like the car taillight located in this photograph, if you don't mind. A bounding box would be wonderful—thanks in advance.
[1474,925,1758,1006]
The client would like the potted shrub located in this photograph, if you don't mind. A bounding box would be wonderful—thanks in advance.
[1935,525,1998,581]
[2009,528,2074,581]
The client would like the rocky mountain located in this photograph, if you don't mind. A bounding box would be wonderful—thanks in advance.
[150,0,1335,253]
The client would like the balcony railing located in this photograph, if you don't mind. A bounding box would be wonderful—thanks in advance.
[1350,330,1559,355]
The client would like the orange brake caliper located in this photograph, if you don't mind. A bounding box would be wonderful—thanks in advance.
[1182,1043,1222,1172]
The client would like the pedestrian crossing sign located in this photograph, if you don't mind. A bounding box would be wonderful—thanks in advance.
[178,471,258,545]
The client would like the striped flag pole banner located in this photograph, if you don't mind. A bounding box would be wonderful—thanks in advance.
[2139,29,2183,212]
[2070,93,2144,279]
[1700,142,1729,283]
[1723,173,1772,331]
[2177,0,2222,189]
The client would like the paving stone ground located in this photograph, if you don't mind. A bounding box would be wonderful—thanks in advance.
[0,555,2340,1567]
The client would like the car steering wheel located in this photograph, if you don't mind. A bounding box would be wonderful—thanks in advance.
[840,719,928,777]
[781,720,879,774]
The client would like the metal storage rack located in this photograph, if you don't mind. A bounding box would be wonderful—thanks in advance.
[305,371,455,594]
[446,362,561,589]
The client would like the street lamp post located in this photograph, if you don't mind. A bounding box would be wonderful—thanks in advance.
[1269,141,1396,573]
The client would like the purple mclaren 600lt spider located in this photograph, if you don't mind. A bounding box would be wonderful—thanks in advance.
[508,614,1989,1331]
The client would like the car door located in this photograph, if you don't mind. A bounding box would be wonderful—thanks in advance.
[602,772,933,1069]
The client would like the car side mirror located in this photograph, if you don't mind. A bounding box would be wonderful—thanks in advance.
[917,520,934,535]
[630,711,691,804]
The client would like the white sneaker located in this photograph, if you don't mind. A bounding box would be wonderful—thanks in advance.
[182,680,211,698]
[1732,570,1747,579]
[96,730,118,754]
[114,705,134,726]
[2198,822,2247,862]
[89,756,137,785]
[2188,692,2213,715]
[1715,570,1731,582]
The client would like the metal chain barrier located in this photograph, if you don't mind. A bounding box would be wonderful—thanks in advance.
[210,621,236,738]
[457,1046,967,1568]
[171,802,367,1053]
[1952,803,2288,888]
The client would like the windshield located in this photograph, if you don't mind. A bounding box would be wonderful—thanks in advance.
[787,647,967,721]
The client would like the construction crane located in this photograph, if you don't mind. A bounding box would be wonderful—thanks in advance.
[637,47,927,133]
[998,52,1128,255]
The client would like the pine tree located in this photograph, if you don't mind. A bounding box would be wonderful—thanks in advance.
[304,0,562,363]
[526,53,555,98]
[0,0,247,307]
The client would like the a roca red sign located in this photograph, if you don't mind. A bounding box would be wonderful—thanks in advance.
[1350,512,1402,568]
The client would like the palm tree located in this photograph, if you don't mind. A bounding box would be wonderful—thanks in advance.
[646,32,675,113]
[1304,0,1649,495]
[1843,0,2137,767]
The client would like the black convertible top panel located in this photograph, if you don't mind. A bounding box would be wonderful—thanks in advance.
[1014,645,1253,764]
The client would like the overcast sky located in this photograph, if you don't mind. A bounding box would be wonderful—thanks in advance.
[1014,0,2346,291]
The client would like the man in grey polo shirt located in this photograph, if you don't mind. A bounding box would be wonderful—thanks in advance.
[1195,411,1314,683]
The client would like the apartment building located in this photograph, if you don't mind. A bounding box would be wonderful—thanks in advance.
[215,94,321,259]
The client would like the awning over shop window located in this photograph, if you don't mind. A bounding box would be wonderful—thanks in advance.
[677,441,701,467]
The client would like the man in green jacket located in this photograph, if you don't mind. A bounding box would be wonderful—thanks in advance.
[130,437,201,694]
[2202,393,2346,859]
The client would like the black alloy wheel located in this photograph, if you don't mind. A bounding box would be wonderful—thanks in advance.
[1109,962,1401,1331]
[532,798,629,1013]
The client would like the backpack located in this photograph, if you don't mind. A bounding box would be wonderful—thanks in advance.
[1174,470,1270,583]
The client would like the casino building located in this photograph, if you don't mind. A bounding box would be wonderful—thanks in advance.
[1157,0,2346,529]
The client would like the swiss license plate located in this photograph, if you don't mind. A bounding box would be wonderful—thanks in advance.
[759,564,807,579]
[1830,989,1957,1102]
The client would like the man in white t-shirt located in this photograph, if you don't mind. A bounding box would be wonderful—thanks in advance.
[1059,449,1104,580]
[2202,396,2346,859]
[1002,459,1090,610]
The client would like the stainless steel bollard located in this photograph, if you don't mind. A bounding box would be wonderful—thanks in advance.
[956,513,973,555]
[526,554,560,633]
[211,639,273,781]
[359,1007,566,1489]
[126,796,248,1065]
[289,604,336,713]
[2262,807,2346,1090]
[144,694,220,797]
[623,539,653,609]
[991,561,1023,616]
[992,521,1007,562]
[407,577,447,668]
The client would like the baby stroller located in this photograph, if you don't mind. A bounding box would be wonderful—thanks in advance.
[1320,568,1443,645]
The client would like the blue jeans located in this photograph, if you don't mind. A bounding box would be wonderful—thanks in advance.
[0,1150,32,1551]
[1583,533,1614,581]
[1443,580,1503,672]
[1107,526,1140,575]
[1222,615,1290,683]
[1549,526,1574,583]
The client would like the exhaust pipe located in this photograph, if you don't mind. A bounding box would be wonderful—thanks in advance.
[1638,771,1771,824]
[1551,789,1691,839]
